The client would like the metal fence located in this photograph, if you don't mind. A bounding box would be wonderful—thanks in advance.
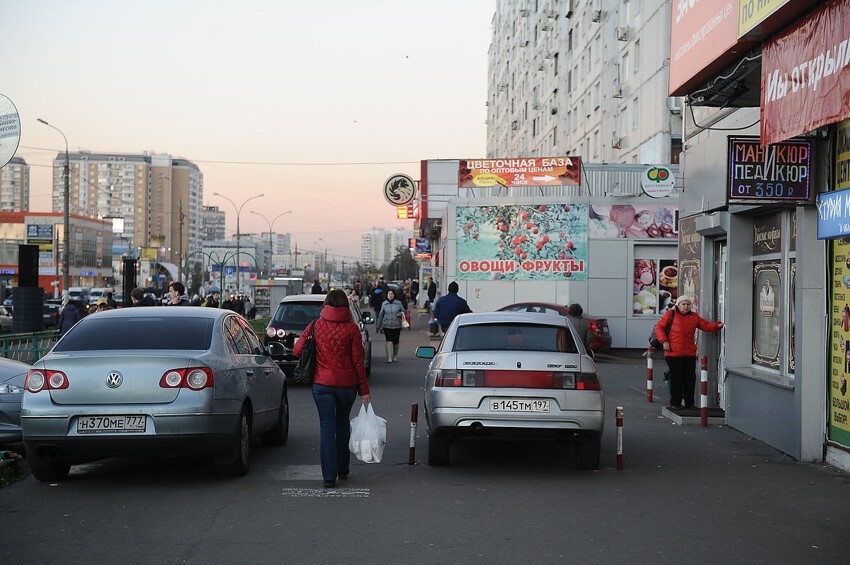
[0,331,59,364]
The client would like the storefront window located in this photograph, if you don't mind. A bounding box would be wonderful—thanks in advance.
[753,261,781,368]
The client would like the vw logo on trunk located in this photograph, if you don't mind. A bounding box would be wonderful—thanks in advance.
[105,371,123,388]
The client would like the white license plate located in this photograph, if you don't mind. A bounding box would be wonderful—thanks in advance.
[77,415,146,434]
[490,399,550,413]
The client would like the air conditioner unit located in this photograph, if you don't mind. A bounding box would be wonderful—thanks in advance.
[612,134,622,149]
[591,10,602,22]
[565,0,574,18]
[617,26,628,40]
[550,107,558,115]
[541,24,551,31]
[520,39,529,47]
[511,121,519,131]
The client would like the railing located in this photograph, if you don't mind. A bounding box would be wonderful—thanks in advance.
[0,331,59,364]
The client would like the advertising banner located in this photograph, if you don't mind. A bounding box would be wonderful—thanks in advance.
[588,204,678,239]
[456,204,587,280]
[761,0,850,146]
[830,237,850,447]
[727,137,812,203]
[459,157,581,188]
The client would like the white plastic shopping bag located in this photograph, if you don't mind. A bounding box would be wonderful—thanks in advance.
[348,403,387,463]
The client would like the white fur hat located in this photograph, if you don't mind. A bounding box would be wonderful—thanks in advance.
[676,295,693,304]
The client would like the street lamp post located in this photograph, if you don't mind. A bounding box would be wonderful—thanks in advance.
[37,118,70,303]
[213,192,263,294]
[250,210,291,277]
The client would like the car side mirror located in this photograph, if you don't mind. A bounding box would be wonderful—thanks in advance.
[415,346,436,359]
[267,341,284,356]
[362,313,375,325]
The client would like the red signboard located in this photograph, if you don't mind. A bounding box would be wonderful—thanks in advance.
[761,0,850,145]
[669,0,751,96]
[459,157,581,188]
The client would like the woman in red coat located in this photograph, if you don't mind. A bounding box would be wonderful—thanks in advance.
[294,289,371,488]
[654,295,724,410]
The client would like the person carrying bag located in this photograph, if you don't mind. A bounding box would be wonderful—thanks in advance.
[293,290,371,488]
[349,402,387,463]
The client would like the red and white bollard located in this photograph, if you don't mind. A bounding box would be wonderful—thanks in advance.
[646,347,654,402]
[616,406,624,470]
[700,356,708,427]
[409,403,418,465]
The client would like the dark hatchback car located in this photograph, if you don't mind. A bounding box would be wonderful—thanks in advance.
[264,294,373,379]
[497,302,612,352]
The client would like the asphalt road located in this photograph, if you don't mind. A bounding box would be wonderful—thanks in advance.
[1,323,848,564]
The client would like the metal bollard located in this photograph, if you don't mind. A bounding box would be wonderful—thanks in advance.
[409,403,418,465]
[700,356,708,427]
[616,406,624,470]
[646,347,653,402]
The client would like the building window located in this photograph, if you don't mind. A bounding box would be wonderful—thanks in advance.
[634,40,640,74]
[632,97,639,131]
[751,212,788,372]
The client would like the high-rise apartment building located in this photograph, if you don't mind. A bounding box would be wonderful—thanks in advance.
[47,151,203,268]
[360,228,415,266]
[486,0,683,164]
[0,156,29,212]
[202,205,226,242]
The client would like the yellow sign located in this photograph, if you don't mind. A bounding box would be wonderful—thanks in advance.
[831,237,850,445]
[837,119,850,191]
[738,0,789,37]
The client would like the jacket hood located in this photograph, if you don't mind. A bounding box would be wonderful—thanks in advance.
[320,304,351,323]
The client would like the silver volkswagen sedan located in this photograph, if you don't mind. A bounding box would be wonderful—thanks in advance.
[21,307,289,481]
[415,312,604,469]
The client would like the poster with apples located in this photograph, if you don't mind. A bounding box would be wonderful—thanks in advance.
[455,204,588,280]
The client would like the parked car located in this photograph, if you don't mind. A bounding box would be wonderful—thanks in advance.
[496,302,612,352]
[21,307,289,481]
[415,311,604,469]
[43,303,61,328]
[87,287,112,305]
[264,293,373,379]
[0,306,12,333]
[67,286,90,304]
[0,357,30,444]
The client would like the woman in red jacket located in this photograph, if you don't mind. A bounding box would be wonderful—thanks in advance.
[654,295,724,411]
[294,289,371,488]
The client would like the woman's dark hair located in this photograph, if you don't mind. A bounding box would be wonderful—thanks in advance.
[567,303,583,316]
[386,289,395,300]
[324,289,349,308]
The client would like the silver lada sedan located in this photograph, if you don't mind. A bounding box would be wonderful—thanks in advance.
[22,307,288,481]
[415,312,604,469]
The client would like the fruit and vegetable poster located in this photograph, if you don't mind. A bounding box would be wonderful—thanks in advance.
[456,204,588,280]
[588,204,678,239]
[829,237,850,447]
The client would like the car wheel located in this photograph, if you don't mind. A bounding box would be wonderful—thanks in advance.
[29,460,72,482]
[219,409,251,477]
[427,434,450,466]
[261,391,289,447]
[576,434,601,471]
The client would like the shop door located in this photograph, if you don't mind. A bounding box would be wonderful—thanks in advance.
[716,241,728,409]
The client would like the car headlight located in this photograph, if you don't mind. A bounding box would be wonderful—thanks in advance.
[265,327,277,338]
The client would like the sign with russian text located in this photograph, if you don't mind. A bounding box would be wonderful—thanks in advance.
[737,0,790,38]
[830,236,850,446]
[459,157,581,188]
[727,137,811,203]
[761,0,850,145]
[456,204,587,280]
[817,189,850,239]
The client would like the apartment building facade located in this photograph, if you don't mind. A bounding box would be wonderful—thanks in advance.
[0,156,29,212]
[360,228,415,267]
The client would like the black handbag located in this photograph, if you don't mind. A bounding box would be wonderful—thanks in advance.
[649,309,675,350]
[292,321,317,384]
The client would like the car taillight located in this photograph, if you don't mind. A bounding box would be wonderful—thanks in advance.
[159,367,214,390]
[576,373,601,390]
[431,369,472,387]
[25,369,69,392]
[588,322,599,332]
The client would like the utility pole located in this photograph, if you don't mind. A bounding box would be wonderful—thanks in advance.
[178,198,184,283]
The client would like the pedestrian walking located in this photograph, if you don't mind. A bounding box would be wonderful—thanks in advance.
[167,282,191,306]
[130,287,157,307]
[653,295,724,410]
[376,289,405,363]
[311,279,323,294]
[432,281,472,333]
[293,289,371,489]
[425,276,437,309]
[410,278,419,307]
[369,282,384,320]
[567,303,593,349]
[58,300,81,335]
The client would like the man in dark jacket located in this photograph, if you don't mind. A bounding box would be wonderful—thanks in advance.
[311,280,323,294]
[58,300,82,335]
[425,276,437,309]
[167,282,191,306]
[432,281,472,333]
[130,287,156,306]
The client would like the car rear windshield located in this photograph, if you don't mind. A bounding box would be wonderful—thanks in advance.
[53,317,214,351]
[272,301,323,330]
[453,323,578,353]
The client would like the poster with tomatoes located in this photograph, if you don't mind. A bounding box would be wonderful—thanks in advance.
[455,204,588,280]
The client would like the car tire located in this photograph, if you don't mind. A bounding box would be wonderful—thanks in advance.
[427,434,450,466]
[29,460,72,482]
[576,434,601,471]
[219,409,251,477]
[261,391,289,447]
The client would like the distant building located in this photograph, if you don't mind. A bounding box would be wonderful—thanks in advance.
[202,205,226,242]
[0,156,29,212]
[360,228,415,266]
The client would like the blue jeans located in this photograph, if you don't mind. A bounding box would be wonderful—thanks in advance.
[312,383,358,481]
